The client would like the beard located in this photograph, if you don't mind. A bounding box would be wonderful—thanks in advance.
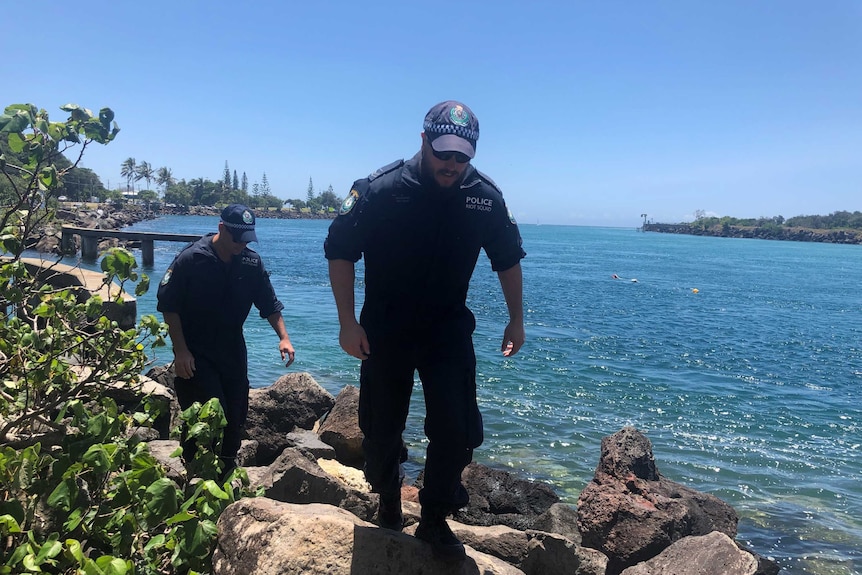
[419,150,466,192]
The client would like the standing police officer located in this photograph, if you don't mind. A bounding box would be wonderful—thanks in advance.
[324,101,525,560]
[158,204,295,477]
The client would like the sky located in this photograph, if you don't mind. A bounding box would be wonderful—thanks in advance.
[3,1,860,228]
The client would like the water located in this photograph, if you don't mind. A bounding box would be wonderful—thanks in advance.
[49,217,862,574]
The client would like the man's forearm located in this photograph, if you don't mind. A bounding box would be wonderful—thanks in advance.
[162,312,190,352]
[328,259,358,326]
[497,263,524,323]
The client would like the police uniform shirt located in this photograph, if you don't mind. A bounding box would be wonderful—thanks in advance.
[324,154,525,324]
[157,233,284,360]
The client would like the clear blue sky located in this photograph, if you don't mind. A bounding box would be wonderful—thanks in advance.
[3,1,860,227]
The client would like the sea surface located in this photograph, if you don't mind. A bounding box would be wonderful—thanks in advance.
[50,216,862,574]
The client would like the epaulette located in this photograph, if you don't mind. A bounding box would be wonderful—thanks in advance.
[368,159,404,182]
[474,168,505,197]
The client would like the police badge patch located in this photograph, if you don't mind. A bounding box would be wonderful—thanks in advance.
[160,268,172,286]
[340,189,359,215]
[508,208,517,225]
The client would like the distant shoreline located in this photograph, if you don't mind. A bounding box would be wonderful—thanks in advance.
[643,222,862,245]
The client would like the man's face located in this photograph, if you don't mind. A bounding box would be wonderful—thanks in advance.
[219,223,249,255]
[421,134,471,190]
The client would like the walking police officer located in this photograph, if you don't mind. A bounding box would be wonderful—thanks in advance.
[325,101,525,560]
[158,204,295,478]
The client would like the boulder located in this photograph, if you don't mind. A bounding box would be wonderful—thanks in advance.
[453,462,560,530]
[212,498,526,575]
[577,427,739,574]
[620,531,757,575]
[244,372,335,464]
[520,531,608,575]
[248,447,375,521]
[317,385,364,468]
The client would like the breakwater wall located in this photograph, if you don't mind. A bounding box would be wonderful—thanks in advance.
[643,223,862,245]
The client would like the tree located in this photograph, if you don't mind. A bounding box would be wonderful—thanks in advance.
[156,166,174,194]
[241,171,248,193]
[306,177,314,203]
[232,169,239,191]
[223,160,231,190]
[120,156,136,191]
[284,198,305,211]
[136,160,154,191]
[318,184,340,211]
[261,172,271,196]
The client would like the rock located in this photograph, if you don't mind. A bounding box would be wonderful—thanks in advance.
[453,462,560,530]
[244,372,335,464]
[213,498,525,575]
[577,427,739,574]
[249,447,375,521]
[317,385,364,468]
[520,531,608,575]
[619,531,757,575]
[532,502,582,545]
[286,429,336,460]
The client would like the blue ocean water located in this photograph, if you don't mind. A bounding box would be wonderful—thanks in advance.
[61,216,862,574]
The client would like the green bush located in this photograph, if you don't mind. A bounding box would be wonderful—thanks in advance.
[1,102,259,574]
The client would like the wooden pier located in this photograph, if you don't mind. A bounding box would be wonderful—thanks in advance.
[61,226,201,266]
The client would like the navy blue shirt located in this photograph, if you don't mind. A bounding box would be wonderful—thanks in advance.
[157,233,284,359]
[324,154,525,326]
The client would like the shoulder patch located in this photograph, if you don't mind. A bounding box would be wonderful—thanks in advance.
[340,189,359,215]
[368,159,404,182]
[160,268,172,286]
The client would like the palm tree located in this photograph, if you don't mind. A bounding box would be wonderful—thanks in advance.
[136,161,154,191]
[156,167,174,195]
[120,157,136,192]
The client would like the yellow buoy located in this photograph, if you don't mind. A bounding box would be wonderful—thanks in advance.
[692,288,699,294]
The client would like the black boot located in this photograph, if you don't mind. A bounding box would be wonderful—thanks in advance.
[415,506,466,561]
[377,492,403,531]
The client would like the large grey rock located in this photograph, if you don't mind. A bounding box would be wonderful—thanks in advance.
[520,531,608,575]
[620,531,757,575]
[317,385,364,468]
[249,447,375,521]
[244,372,335,464]
[213,498,526,575]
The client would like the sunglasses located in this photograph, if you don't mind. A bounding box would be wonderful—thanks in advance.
[431,148,471,164]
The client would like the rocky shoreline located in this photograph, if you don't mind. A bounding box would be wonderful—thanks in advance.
[133,366,781,575]
[643,222,862,245]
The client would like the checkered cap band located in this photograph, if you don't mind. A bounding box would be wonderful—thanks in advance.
[423,121,479,142]
[222,220,255,231]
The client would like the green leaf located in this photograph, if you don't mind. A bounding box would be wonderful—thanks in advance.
[38,166,57,190]
[95,556,131,575]
[35,536,62,563]
[47,478,76,511]
[65,538,84,563]
[144,477,179,522]
[0,514,22,534]
[7,132,25,153]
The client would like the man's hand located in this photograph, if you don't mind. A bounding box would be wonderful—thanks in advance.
[339,321,370,360]
[501,322,525,357]
[280,336,296,367]
[173,348,196,379]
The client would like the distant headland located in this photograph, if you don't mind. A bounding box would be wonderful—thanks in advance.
[641,211,862,245]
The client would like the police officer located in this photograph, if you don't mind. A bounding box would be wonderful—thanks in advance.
[157,204,295,477]
[324,101,525,560]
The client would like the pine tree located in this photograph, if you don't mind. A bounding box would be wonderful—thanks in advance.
[306,177,314,203]
[261,173,271,196]
[232,170,239,191]
[241,172,248,193]
[223,161,231,190]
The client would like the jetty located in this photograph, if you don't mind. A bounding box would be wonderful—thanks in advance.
[61,226,201,266]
